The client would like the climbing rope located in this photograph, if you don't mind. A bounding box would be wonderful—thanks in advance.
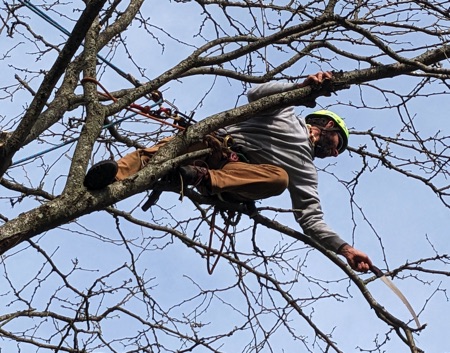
[206,208,241,275]
[12,77,191,166]
[17,0,141,86]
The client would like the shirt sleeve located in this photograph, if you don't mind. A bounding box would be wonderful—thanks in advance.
[247,82,298,102]
[287,161,348,252]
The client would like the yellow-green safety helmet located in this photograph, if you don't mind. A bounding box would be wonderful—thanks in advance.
[305,110,349,154]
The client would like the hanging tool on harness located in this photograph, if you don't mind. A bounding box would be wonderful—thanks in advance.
[129,95,197,129]
[141,131,240,212]
[82,77,194,131]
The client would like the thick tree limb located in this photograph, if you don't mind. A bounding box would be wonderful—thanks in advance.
[0,0,108,177]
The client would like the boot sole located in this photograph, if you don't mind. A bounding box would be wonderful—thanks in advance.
[84,160,118,190]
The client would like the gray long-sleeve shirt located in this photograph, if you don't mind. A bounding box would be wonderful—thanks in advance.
[226,82,347,252]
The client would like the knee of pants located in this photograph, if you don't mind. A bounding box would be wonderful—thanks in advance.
[267,165,289,195]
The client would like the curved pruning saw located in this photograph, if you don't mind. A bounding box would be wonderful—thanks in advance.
[371,265,421,329]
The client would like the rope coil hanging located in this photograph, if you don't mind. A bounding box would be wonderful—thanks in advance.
[206,208,241,275]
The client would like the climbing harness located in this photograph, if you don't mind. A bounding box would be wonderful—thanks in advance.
[141,131,240,212]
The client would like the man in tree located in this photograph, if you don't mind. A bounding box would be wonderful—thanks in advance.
[84,72,372,273]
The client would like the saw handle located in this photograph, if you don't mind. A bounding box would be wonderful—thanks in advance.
[370,265,384,278]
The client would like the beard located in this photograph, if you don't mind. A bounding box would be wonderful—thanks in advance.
[313,131,337,159]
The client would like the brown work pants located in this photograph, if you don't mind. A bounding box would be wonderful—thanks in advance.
[115,137,289,201]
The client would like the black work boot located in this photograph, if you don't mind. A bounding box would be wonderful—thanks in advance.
[179,165,210,187]
[84,160,118,190]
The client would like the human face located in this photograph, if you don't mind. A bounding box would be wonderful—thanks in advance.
[314,130,340,158]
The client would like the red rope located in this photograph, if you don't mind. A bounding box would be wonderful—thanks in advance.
[81,77,186,130]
